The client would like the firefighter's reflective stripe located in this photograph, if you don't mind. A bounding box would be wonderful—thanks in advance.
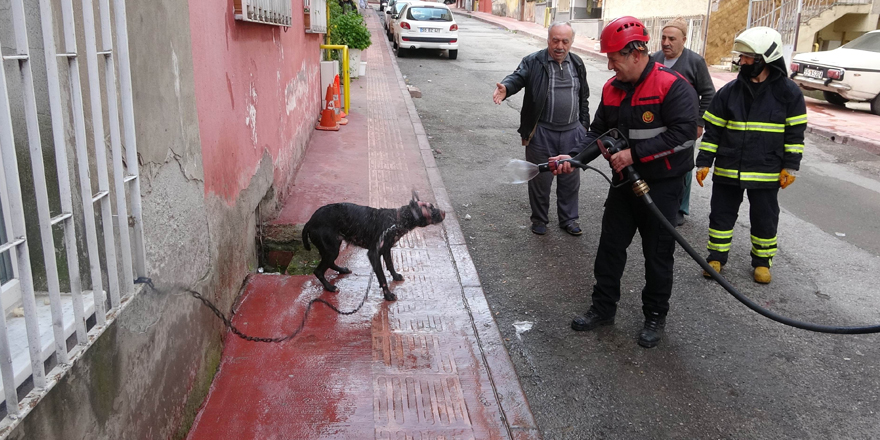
[751,235,778,259]
[725,121,785,133]
[703,111,727,127]
[751,246,778,257]
[784,143,804,154]
[750,235,777,246]
[708,241,731,252]
[714,167,738,179]
[629,126,667,140]
[740,171,779,182]
[700,141,718,153]
[786,114,808,126]
[708,228,734,253]
[709,228,733,239]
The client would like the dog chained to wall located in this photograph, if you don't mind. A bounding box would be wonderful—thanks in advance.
[137,190,446,342]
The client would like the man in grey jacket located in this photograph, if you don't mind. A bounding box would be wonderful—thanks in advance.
[493,22,590,236]
[650,17,715,226]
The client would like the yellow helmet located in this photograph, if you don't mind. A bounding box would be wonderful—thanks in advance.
[733,26,784,63]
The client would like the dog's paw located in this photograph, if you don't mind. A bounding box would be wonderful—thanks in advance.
[337,267,352,274]
[391,273,404,282]
[383,290,397,301]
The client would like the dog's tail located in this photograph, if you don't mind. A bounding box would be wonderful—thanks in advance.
[302,222,311,251]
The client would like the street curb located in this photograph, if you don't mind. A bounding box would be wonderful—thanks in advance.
[807,125,880,156]
[376,11,543,440]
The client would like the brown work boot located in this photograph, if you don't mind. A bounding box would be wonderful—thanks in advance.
[754,267,771,284]
[702,261,722,279]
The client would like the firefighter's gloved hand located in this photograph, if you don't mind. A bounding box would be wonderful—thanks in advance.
[779,169,797,189]
[696,167,710,187]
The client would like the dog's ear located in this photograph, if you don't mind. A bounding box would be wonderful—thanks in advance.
[411,189,420,202]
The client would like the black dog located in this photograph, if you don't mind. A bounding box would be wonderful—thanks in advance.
[302,192,445,301]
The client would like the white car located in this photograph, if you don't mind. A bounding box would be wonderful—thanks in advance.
[385,0,409,41]
[393,2,459,60]
[790,30,880,115]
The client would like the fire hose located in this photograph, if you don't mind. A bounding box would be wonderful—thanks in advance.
[533,129,880,335]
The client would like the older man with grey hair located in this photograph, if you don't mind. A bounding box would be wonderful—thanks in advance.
[493,22,591,236]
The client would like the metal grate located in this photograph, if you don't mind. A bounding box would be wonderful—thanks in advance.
[234,0,294,26]
[0,0,146,428]
[305,0,328,34]
[747,0,871,50]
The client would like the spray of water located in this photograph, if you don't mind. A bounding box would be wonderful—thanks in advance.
[501,159,540,184]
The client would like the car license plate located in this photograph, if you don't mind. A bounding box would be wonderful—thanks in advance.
[420,28,440,33]
[803,68,824,79]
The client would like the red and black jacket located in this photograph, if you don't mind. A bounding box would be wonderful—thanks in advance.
[574,61,698,183]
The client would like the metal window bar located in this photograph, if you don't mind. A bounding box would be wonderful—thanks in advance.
[0,63,24,416]
[114,0,148,279]
[58,0,110,327]
[0,201,12,285]
[81,0,123,310]
[3,0,57,403]
[0,0,148,422]
[98,0,136,301]
[35,0,91,355]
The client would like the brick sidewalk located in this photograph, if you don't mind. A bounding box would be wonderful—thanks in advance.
[456,8,880,154]
[186,9,540,440]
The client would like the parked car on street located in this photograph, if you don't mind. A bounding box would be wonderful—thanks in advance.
[385,0,409,41]
[393,1,459,59]
[790,30,880,115]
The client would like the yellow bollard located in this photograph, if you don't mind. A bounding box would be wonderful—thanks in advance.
[544,6,551,27]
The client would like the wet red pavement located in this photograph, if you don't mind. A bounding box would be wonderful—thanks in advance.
[187,8,540,440]
[457,8,880,155]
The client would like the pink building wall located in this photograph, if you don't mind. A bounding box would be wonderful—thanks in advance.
[189,0,324,204]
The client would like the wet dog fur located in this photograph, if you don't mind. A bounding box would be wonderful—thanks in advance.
[302,192,445,301]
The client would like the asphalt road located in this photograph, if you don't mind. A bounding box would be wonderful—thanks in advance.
[388,12,880,440]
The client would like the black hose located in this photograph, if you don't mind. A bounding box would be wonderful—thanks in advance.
[563,156,880,334]
[640,193,880,335]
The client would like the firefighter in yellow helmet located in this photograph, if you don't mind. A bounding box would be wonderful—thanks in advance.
[695,27,807,284]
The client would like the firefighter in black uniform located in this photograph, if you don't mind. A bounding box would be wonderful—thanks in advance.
[550,16,698,348]
[695,27,807,284]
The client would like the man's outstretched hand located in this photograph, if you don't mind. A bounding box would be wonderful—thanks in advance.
[493,83,507,104]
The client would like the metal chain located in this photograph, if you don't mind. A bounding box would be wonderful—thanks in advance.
[135,274,373,343]
[131,219,406,343]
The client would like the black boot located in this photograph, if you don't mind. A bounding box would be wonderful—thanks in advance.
[638,313,666,348]
[571,309,614,331]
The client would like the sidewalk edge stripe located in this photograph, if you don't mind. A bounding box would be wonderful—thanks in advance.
[380,13,542,438]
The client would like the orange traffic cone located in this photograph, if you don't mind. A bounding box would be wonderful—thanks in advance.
[316,88,340,131]
[326,83,348,126]
[333,75,346,118]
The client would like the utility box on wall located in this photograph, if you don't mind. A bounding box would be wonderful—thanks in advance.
[321,60,340,97]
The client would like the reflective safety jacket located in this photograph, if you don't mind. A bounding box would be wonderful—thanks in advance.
[696,68,807,189]
[574,61,698,184]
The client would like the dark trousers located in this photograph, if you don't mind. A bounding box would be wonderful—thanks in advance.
[707,183,779,268]
[525,125,584,227]
[591,177,684,319]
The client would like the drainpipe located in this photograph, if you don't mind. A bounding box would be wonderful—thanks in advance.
[702,0,712,57]
[746,0,753,28]
[793,0,804,52]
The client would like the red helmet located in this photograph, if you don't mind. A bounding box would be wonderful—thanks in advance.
[600,16,650,53]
